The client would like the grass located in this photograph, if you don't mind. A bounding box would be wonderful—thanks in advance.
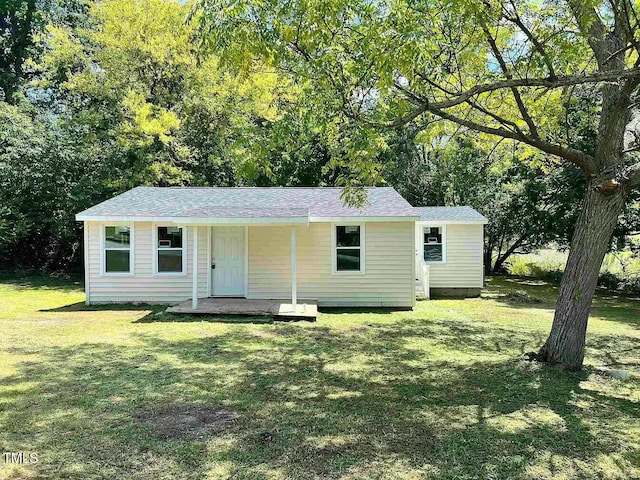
[0,273,639,479]
[507,247,640,293]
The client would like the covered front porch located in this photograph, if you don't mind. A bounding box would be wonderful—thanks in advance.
[166,297,317,320]
[184,221,305,315]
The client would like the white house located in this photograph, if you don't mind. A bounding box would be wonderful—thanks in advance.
[75,187,487,309]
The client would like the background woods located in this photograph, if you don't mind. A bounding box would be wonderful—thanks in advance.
[0,0,337,269]
[0,5,639,474]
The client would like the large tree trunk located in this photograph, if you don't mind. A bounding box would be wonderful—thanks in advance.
[532,38,635,371]
[535,183,625,370]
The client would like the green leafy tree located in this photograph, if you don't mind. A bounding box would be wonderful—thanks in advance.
[383,135,585,273]
[1,0,334,270]
[0,101,105,269]
[0,0,88,103]
[39,0,292,189]
[0,0,38,104]
[197,0,640,370]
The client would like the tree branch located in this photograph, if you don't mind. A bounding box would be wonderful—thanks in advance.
[382,67,640,137]
[426,106,596,173]
[464,97,525,136]
[617,0,640,59]
[493,234,528,271]
[398,78,525,135]
[482,24,540,138]
[503,0,556,79]
[568,1,610,68]
[375,66,640,173]
[411,67,640,113]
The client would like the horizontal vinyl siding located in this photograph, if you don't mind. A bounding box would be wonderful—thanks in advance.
[424,223,484,288]
[247,222,414,307]
[248,227,291,299]
[86,222,208,303]
[85,220,414,306]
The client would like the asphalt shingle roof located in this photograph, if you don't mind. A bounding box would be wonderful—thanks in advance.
[77,187,419,220]
[415,206,488,223]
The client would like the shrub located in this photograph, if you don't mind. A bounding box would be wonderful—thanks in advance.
[598,272,621,290]
[620,276,640,294]
[534,268,564,286]
[506,251,565,281]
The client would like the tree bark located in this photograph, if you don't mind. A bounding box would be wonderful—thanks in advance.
[534,183,625,370]
[483,241,494,275]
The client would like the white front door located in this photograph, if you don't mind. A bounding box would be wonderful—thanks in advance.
[211,227,246,297]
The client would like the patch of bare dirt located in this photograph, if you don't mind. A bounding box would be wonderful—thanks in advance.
[139,405,240,439]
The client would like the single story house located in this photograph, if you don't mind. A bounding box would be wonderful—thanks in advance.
[76,187,487,309]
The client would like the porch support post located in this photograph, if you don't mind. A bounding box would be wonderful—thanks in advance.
[291,226,297,311]
[192,226,198,310]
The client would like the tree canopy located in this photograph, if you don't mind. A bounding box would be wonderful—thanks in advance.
[196,0,640,187]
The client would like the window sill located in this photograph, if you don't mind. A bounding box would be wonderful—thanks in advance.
[331,270,366,276]
[101,272,134,277]
[152,272,188,277]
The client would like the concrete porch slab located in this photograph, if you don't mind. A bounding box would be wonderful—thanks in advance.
[166,298,317,320]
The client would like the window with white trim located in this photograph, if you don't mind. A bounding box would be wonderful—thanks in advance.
[104,225,132,273]
[423,226,445,262]
[156,226,185,273]
[335,225,363,272]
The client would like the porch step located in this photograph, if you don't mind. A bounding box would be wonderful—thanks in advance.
[166,298,317,320]
[415,282,428,300]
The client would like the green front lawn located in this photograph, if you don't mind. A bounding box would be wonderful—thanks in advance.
[0,274,638,479]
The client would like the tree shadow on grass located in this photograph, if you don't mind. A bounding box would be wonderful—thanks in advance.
[140,323,638,478]
[585,333,640,371]
[0,342,215,479]
[486,276,640,329]
[40,302,165,313]
[40,303,282,324]
[1,315,638,479]
[0,271,83,292]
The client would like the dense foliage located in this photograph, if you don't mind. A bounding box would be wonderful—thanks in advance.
[0,0,338,270]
